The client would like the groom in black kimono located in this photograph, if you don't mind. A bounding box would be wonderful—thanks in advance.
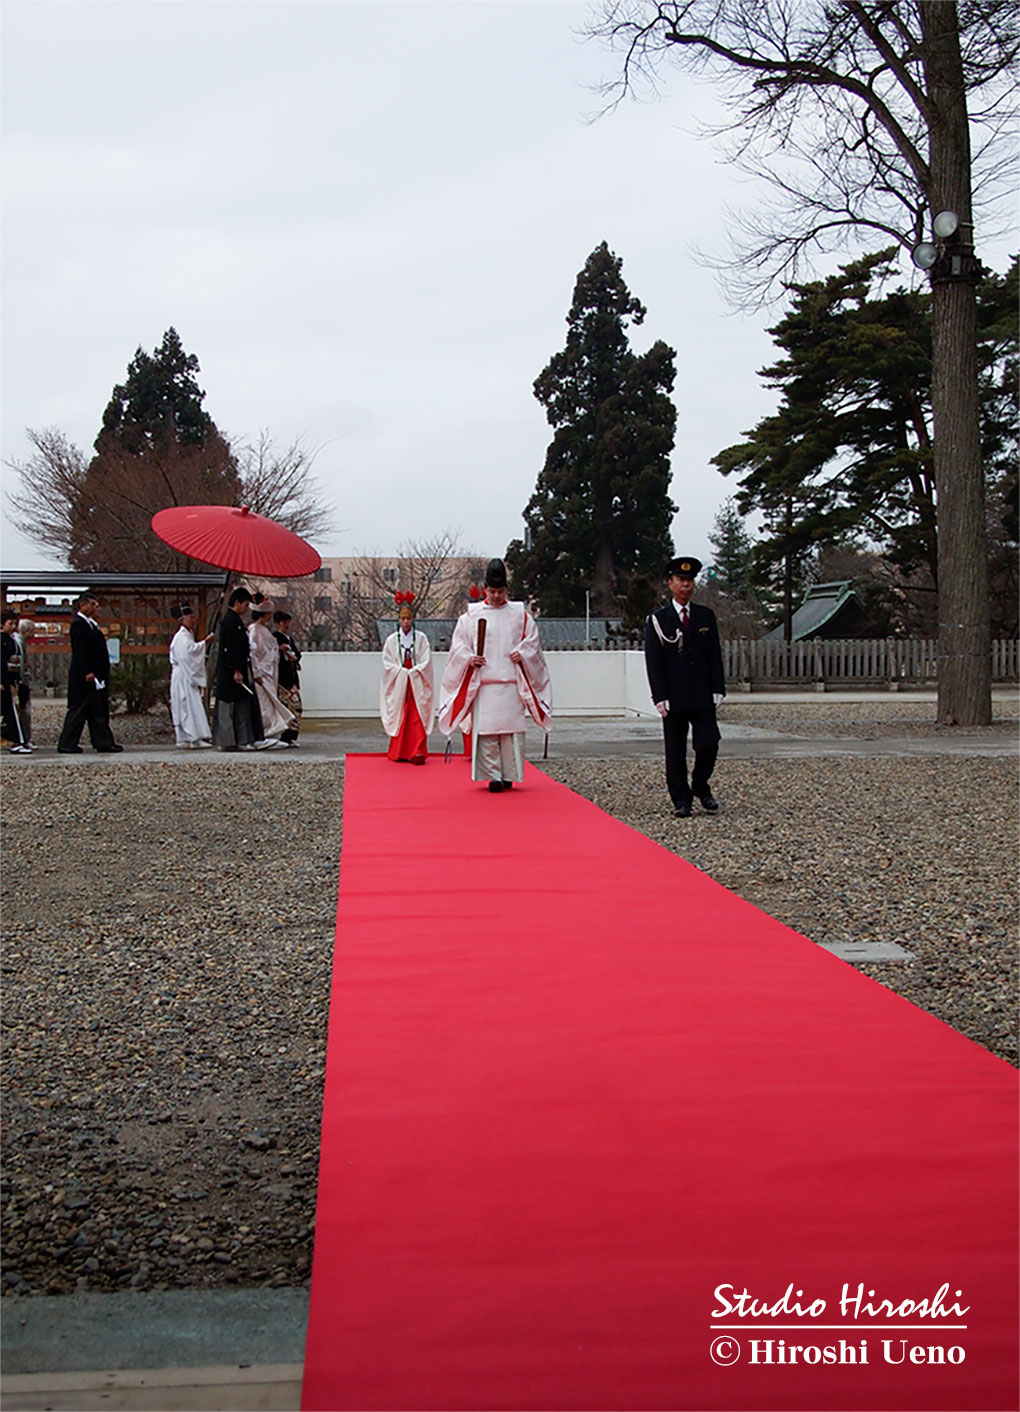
[644,557,725,818]
[213,586,264,750]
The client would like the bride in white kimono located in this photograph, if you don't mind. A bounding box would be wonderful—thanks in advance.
[248,600,297,746]
[438,559,551,791]
[168,605,213,748]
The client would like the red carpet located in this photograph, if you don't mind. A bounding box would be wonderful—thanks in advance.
[302,756,1018,1412]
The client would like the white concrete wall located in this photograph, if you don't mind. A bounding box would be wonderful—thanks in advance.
[301,651,657,719]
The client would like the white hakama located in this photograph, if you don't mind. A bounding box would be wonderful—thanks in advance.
[169,626,211,746]
[438,600,551,783]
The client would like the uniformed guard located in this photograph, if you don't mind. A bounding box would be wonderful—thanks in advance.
[644,556,726,817]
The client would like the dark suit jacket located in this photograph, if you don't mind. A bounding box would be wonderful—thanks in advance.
[67,614,111,706]
[1,633,18,690]
[216,609,252,702]
[644,600,725,711]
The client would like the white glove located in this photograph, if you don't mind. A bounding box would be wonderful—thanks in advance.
[713,693,724,707]
[655,701,669,718]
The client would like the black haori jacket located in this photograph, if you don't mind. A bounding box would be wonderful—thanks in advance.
[644,601,725,711]
[215,609,253,703]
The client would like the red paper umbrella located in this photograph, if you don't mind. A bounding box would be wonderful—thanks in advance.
[151,505,322,578]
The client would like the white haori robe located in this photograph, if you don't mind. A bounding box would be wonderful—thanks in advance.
[380,629,435,738]
[248,621,297,740]
[438,601,551,779]
[169,626,211,745]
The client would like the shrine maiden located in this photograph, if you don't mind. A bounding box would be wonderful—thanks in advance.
[379,592,434,763]
[168,604,213,748]
[438,558,551,792]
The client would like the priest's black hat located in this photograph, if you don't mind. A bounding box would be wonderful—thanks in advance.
[667,556,702,578]
[484,558,508,588]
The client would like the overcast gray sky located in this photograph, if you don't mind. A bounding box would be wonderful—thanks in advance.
[3,0,1009,578]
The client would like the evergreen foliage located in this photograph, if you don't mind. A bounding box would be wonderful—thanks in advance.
[707,497,755,600]
[506,243,677,616]
[71,329,240,571]
[712,251,1018,613]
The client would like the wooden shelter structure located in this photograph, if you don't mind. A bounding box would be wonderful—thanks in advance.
[0,570,228,693]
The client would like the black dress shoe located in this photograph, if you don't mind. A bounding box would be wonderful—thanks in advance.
[500,780,513,790]
[58,745,83,754]
[672,799,692,818]
[95,745,124,753]
[487,780,504,793]
[697,791,719,813]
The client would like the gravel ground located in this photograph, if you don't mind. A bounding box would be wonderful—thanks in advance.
[2,699,1017,1300]
[721,694,1020,736]
[2,753,343,1300]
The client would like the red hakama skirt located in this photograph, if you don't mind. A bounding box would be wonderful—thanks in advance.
[387,689,428,761]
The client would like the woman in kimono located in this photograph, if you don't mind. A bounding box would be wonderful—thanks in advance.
[169,604,214,748]
[379,592,434,763]
[248,597,297,747]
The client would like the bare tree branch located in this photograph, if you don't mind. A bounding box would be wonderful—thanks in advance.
[587,0,1016,306]
[234,431,336,543]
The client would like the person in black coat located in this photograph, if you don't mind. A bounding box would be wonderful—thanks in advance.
[212,587,264,751]
[57,593,122,754]
[1,611,30,752]
[644,557,725,817]
[272,610,302,746]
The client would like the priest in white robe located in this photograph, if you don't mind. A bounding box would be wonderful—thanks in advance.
[380,592,435,763]
[168,604,213,748]
[438,558,551,792]
[248,598,297,746]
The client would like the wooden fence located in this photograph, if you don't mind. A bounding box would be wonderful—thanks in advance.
[722,638,1019,684]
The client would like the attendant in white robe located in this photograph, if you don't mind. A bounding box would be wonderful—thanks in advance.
[168,604,213,748]
[380,593,434,763]
[438,558,551,792]
[248,598,297,746]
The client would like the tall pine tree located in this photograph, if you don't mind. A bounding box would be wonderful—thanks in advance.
[712,251,1018,617]
[71,328,240,571]
[506,243,677,616]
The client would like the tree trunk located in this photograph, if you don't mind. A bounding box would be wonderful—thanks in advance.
[592,539,617,618]
[931,279,991,724]
[921,1,992,725]
[783,499,794,641]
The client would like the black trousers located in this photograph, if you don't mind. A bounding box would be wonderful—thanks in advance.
[662,705,720,805]
[58,686,117,751]
[2,685,27,745]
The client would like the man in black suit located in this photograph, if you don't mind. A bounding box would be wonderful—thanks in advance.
[57,592,122,754]
[644,557,725,817]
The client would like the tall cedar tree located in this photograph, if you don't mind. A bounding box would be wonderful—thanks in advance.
[590,2,1018,721]
[71,328,240,571]
[506,243,677,616]
[712,251,1018,619]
